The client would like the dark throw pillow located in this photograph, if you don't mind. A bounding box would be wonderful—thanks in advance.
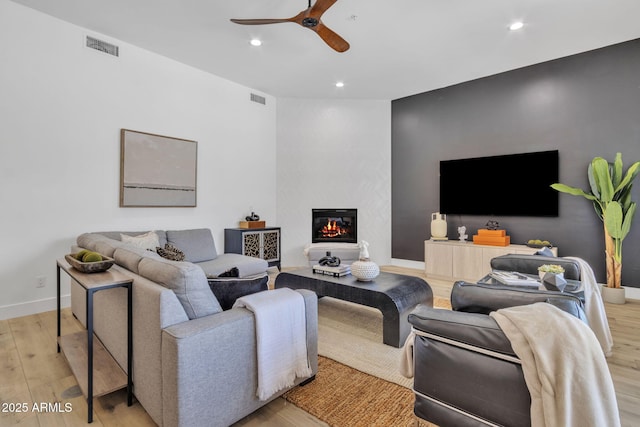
[218,267,239,278]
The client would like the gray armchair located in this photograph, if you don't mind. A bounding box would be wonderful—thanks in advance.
[408,281,586,427]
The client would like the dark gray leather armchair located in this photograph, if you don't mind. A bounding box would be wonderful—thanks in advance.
[408,281,586,427]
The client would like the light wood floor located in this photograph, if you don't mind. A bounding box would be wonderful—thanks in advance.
[1,266,638,426]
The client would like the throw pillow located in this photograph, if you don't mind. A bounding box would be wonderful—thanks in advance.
[121,231,160,251]
[218,267,239,278]
[157,243,186,262]
[535,246,556,257]
[166,229,218,262]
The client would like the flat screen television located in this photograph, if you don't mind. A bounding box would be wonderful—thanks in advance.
[439,150,559,217]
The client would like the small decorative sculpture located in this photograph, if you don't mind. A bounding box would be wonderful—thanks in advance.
[485,220,500,230]
[358,240,370,260]
[245,211,260,221]
[351,240,379,282]
[457,226,468,242]
[318,251,341,267]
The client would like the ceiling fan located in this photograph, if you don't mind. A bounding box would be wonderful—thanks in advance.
[230,0,350,52]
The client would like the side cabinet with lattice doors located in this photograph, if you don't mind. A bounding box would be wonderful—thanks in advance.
[224,227,281,270]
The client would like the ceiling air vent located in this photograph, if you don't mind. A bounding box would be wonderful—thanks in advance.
[250,93,266,105]
[86,36,119,57]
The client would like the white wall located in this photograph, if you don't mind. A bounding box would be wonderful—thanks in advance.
[0,1,276,319]
[276,99,392,267]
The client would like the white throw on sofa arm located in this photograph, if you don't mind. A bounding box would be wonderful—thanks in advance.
[161,289,318,427]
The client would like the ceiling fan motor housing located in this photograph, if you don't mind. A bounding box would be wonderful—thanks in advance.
[302,17,319,27]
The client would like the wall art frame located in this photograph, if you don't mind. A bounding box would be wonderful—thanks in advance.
[120,129,197,207]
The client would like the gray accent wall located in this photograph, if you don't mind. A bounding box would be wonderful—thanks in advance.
[392,38,640,287]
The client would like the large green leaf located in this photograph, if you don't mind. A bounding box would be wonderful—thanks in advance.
[592,201,604,220]
[592,157,614,202]
[621,202,637,241]
[550,183,596,200]
[588,162,600,199]
[604,202,623,239]
[620,184,633,211]
[612,152,623,188]
[614,161,640,194]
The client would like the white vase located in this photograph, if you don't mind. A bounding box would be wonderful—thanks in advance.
[601,285,626,304]
[431,212,447,239]
[351,260,380,282]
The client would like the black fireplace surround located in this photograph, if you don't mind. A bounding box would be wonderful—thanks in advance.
[312,209,357,244]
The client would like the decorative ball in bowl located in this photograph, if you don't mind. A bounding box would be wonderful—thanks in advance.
[65,251,114,273]
[526,239,553,248]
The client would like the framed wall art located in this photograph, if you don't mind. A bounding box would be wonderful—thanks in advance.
[120,129,197,207]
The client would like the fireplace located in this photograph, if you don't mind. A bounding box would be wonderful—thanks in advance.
[312,209,357,243]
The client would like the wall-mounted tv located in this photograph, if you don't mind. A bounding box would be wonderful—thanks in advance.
[439,150,559,217]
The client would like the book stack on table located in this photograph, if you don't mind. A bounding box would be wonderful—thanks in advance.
[485,270,541,289]
[312,264,351,277]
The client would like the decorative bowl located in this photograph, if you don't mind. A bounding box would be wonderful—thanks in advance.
[350,260,380,282]
[526,242,553,248]
[65,254,115,274]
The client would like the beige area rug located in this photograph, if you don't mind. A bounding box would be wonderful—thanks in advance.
[284,356,435,427]
[317,296,451,388]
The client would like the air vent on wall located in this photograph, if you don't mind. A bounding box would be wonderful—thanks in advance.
[86,36,119,57]
[250,93,266,105]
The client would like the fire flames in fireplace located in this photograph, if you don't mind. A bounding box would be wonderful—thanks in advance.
[320,219,351,239]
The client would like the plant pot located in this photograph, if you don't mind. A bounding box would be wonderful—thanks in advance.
[540,272,567,292]
[601,285,626,304]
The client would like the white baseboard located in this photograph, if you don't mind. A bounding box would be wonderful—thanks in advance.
[0,295,70,321]
[390,258,425,271]
[624,286,640,300]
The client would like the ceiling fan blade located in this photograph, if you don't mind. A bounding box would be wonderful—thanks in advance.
[309,0,338,18]
[230,18,292,25]
[312,22,350,52]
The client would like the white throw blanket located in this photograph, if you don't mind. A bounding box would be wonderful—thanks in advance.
[399,331,415,378]
[565,256,614,356]
[233,288,312,400]
[491,303,620,427]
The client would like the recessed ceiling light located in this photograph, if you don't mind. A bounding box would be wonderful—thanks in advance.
[335,81,345,88]
[250,38,262,46]
[509,21,524,31]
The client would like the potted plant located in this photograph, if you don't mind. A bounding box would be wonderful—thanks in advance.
[537,264,565,278]
[551,153,639,303]
[538,264,567,292]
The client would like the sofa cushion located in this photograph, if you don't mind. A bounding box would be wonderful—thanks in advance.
[77,233,112,252]
[94,238,125,258]
[167,229,218,262]
[121,231,160,251]
[84,231,168,248]
[197,253,268,279]
[114,246,160,275]
[138,257,222,319]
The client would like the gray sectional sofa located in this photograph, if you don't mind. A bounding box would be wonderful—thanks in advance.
[70,229,318,427]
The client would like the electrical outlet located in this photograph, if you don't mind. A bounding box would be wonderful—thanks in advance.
[36,276,46,288]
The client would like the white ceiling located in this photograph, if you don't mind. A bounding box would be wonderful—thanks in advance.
[10,0,640,100]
